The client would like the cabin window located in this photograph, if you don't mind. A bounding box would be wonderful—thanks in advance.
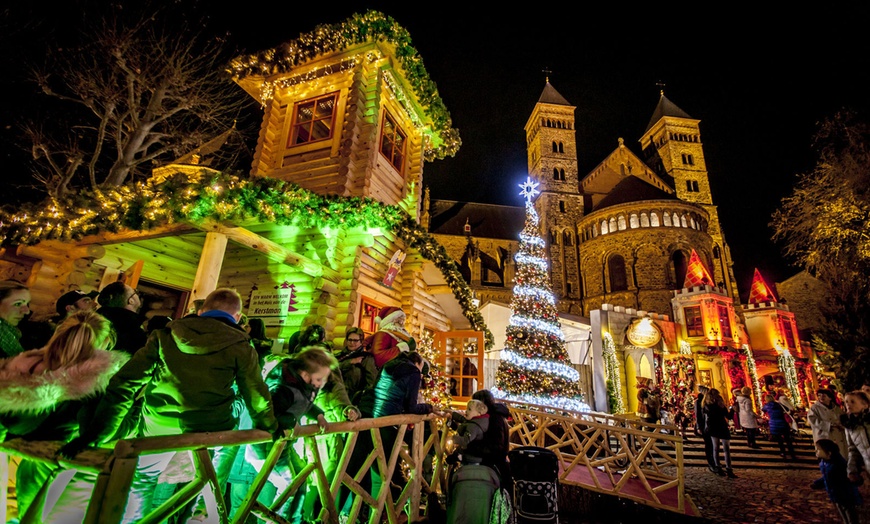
[685,306,703,337]
[359,296,387,338]
[718,305,732,339]
[288,92,338,146]
[380,112,406,173]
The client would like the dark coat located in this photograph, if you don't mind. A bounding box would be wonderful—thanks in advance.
[820,453,863,506]
[703,402,733,439]
[80,315,277,444]
[337,350,379,416]
[97,306,148,355]
[694,394,707,434]
[264,357,325,430]
[372,353,432,417]
[762,401,791,436]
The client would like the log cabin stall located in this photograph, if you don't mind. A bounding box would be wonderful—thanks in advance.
[0,11,494,360]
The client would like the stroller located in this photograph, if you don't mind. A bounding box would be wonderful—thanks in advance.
[445,464,501,524]
[508,446,559,524]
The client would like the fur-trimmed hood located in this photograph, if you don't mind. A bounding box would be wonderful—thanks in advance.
[0,348,129,414]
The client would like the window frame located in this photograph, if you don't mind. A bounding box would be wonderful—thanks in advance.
[358,296,387,338]
[685,306,704,337]
[287,91,339,149]
[379,110,407,174]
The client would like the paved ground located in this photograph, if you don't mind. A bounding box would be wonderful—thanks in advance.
[562,465,869,524]
[682,466,868,524]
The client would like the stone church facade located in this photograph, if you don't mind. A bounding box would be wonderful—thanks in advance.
[425,82,739,321]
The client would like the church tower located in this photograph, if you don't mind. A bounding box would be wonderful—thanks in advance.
[524,80,584,313]
[639,91,738,303]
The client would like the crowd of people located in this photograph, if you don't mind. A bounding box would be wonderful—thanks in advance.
[0,282,513,524]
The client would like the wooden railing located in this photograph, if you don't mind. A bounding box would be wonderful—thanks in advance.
[1,413,449,524]
[1,404,691,523]
[504,403,692,514]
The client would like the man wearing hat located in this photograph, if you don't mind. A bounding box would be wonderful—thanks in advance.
[367,306,416,369]
[54,289,99,320]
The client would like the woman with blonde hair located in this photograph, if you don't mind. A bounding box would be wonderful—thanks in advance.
[0,310,129,523]
[736,386,761,449]
[0,280,31,358]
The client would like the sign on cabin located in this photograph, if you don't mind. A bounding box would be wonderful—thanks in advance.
[249,287,294,318]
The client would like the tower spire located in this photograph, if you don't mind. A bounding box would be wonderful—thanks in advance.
[656,79,666,96]
[542,66,552,83]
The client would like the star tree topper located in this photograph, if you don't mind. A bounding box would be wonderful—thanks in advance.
[519,177,540,202]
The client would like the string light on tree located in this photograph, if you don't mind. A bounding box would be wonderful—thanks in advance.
[493,178,589,412]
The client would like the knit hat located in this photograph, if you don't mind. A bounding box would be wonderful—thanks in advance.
[376,306,404,326]
[56,290,99,316]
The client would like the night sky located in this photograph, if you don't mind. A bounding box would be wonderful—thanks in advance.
[2,2,868,302]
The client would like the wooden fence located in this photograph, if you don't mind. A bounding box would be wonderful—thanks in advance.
[1,403,692,523]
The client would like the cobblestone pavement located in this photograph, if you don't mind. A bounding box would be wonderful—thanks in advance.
[682,466,869,524]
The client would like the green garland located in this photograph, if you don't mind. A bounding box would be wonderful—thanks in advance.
[744,345,763,411]
[603,332,624,413]
[0,170,493,349]
[778,349,801,408]
[227,10,460,162]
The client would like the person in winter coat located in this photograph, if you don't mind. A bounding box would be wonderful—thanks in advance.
[762,393,797,460]
[246,346,335,522]
[335,327,379,417]
[809,388,847,456]
[814,438,863,524]
[471,389,512,490]
[694,385,718,473]
[703,388,737,478]
[736,386,761,449]
[448,399,489,464]
[95,281,148,355]
[59,288,278,524]
[0,280,31,358]
[841,389,870,486]
[0,310,128,523]
[367,306,416,369]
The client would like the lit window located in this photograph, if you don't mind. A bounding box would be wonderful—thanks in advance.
[718,305,732,338]
[685,306,703,337]
[288,92,338,146]
[380,112,406,172]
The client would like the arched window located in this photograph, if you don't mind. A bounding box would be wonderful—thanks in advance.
[553,167,559,180]
[552,142,558,152]
[608,254,628,292]
[609,217,617,232]
[672,251,688,289]
[549,230,558,244]
[617,215,627,230]
[563,231,573,246]
[650,213,660,227]
[640,213,650,227]
[663,212,671,227]
[629,213,639,228]
[600,220,608,235]
[559,169,565,181]
[680,215,688,228]
[558,142,564,153]
[690,216,696,229]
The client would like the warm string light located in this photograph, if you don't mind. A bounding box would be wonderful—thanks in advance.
[0,170,495,350]
[603,332,625,413]
[778,349,801,408]
[226,10,460,162]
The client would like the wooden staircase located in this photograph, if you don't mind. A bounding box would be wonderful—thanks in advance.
[675,429,819,470]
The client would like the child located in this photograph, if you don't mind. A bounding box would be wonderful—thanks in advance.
[243,346,335,521]
[815,438,862,524]
[449,399,490,465]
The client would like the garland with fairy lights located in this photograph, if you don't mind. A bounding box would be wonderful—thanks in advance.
[744,345,763,412]
[778,349,801,408]
[227,10,460,162]
[416,331,453,411]
[0,170,494,349]
[492,179,587,413]
[603,332,625,414]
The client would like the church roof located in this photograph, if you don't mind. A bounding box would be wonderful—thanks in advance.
[427,200,525,240]
[644,92,693,134]
[592,175,677,212]
[538,81,572,106]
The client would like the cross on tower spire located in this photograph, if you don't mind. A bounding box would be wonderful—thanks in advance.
[656,80,666,96]
[542,67,552,83]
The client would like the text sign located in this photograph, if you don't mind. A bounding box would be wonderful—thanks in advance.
[249,288,292,317]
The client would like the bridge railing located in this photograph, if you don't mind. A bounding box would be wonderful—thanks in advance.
[503,401,690,514]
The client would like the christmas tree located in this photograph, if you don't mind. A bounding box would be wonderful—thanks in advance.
[493,178,589,412]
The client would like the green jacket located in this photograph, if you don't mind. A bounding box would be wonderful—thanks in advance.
[83,315,278,444]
